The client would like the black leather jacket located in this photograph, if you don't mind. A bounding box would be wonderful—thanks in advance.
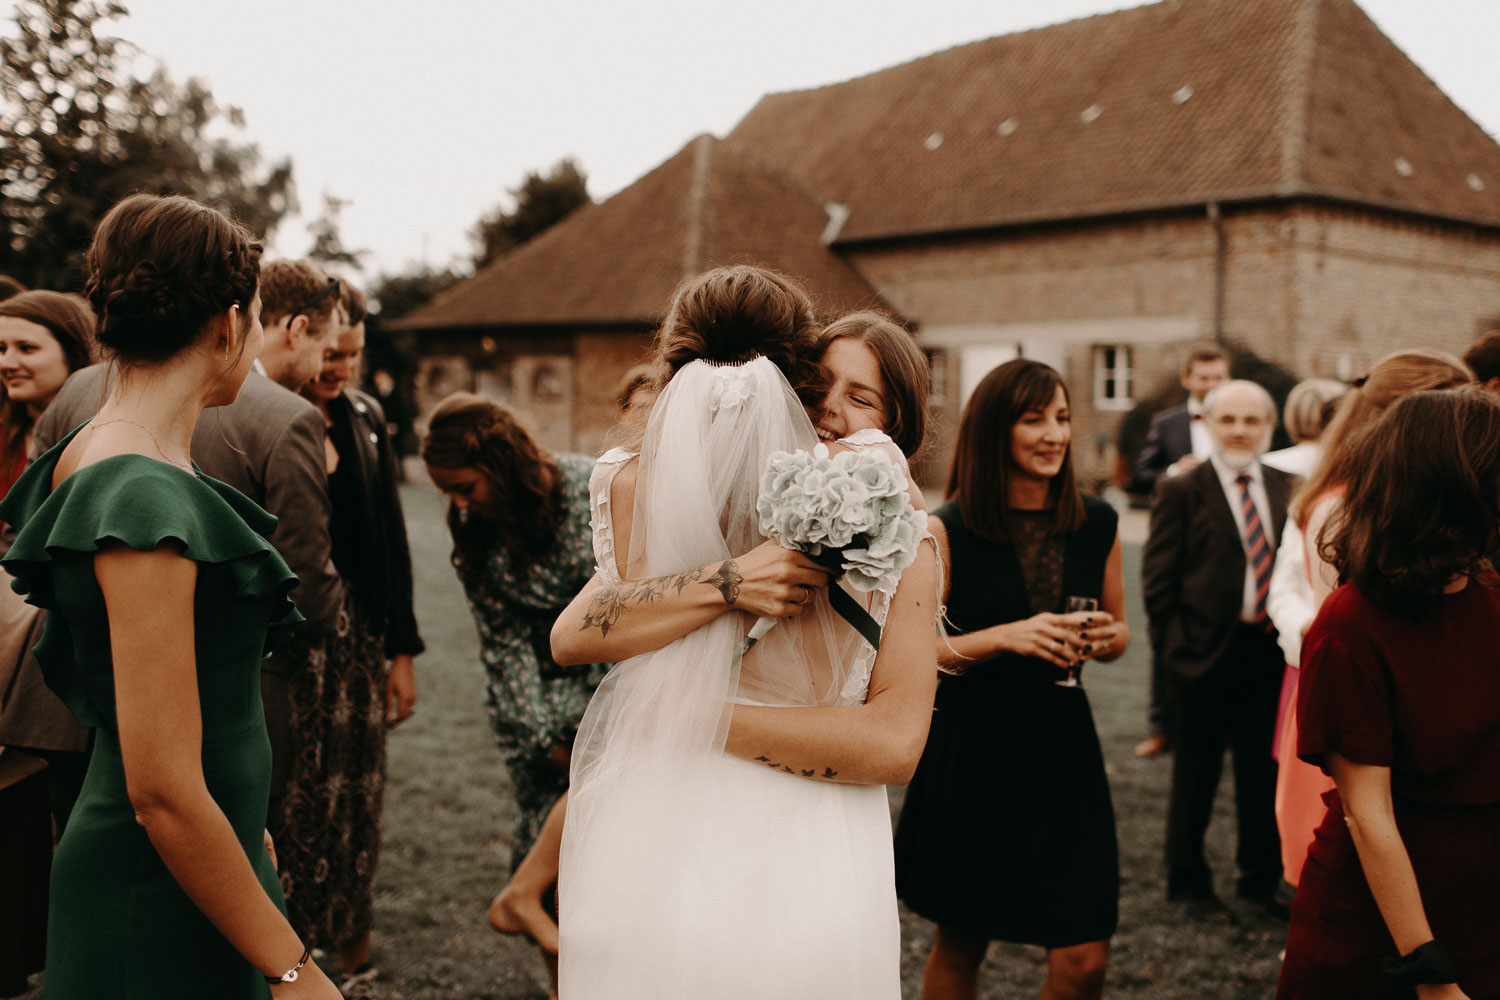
[327,388,423,657]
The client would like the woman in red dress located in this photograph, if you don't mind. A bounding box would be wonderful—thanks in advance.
[1277,387,1500,1000]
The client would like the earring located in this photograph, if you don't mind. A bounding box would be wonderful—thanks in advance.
[224,340,230,363]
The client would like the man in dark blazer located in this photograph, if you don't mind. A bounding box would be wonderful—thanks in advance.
[1142,378,1293,917]
[1131,345,1230,758]
[33,259,346,824]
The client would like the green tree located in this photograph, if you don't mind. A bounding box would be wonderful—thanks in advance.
[470,157,589,270]
[306,191,366,269]
[0,0,295,290]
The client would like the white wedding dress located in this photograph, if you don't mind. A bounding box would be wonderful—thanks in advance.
[558,359,906,999]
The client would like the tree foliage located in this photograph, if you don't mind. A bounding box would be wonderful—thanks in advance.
[306,192,366,269]
[0,0,296,290]
[470,158,589,270]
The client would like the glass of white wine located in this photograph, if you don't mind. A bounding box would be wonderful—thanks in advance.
[1055,596,1098,688]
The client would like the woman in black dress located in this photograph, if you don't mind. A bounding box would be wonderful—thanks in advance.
[895,359,1129,1000]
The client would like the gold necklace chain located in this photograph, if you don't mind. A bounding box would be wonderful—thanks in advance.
[87,418,194,473]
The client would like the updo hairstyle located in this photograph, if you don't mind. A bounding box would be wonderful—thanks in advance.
[84,194,262,364]
[652,265,826,409]
[421,392,562,581]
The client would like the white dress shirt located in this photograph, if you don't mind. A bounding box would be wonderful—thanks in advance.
[1210,453,1276,624]
[1187,396,1213,460]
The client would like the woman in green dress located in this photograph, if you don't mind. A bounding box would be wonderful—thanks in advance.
[0,194,340,999]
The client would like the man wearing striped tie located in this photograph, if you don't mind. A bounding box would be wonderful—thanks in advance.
[1142,379,1293,921]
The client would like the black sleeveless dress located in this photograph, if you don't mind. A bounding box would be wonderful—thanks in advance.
[894,495,1119,948]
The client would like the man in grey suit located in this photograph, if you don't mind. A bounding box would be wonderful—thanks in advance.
[34,258,346,823]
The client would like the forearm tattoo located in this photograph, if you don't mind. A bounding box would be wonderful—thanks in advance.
[754,755,838,780]
[577,559,741,638]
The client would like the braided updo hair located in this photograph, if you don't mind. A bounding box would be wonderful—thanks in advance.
[84,193,263,364]
[420,392,563,581]
[652,265,827,409]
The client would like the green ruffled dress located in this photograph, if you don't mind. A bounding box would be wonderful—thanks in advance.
[0,427,303,999]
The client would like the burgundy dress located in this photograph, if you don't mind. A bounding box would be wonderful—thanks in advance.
[1276,581,1500,999]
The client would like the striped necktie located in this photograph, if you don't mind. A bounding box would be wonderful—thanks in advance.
[1236,474,1273,631]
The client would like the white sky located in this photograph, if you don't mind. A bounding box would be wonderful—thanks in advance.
[84,0,1500,278]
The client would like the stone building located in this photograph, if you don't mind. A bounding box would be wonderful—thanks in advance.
[398,0,1500,481]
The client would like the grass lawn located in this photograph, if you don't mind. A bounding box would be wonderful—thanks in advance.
[19,485,1288,999]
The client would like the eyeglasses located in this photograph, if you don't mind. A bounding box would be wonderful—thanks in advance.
[292,276,341,319]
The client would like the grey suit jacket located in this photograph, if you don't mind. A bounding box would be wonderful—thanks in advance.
[32,364,344,643]
[1140,459,1294,680]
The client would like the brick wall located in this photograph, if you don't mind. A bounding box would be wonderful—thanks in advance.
[845,203,1500,485]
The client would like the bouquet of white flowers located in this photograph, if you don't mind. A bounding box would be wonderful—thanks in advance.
[742,443,927,653]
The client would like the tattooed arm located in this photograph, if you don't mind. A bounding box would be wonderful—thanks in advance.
[723,537,940,786]
[550,540,832,666]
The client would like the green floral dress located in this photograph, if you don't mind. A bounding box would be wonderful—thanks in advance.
[459,453,606,869]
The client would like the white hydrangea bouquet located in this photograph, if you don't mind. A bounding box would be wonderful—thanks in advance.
[742,442,927,653]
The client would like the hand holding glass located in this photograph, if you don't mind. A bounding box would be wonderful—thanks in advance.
[1055,596,1098,688]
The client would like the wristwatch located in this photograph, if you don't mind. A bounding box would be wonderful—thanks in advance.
[265,948,310,986]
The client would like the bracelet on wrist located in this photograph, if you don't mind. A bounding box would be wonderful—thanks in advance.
[265,948,310,986]
[1380,940,1457,987]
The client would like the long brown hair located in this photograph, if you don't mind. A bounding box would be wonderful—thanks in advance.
[1296,349,1472,525]
[0,290,98,470]
[1323,388,1500,618]
[816,311,930,459]
[420,392,562,580]
[947,358,1085,542]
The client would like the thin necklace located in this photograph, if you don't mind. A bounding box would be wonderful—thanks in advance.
[88,418,194,473]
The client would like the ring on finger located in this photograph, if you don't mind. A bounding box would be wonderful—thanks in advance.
[795,586,811,607]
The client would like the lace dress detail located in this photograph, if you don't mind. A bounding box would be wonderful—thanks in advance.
[835,429,926,704]
[589,447,636,586]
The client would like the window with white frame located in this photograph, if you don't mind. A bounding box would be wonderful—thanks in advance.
[1093,345,1133,410]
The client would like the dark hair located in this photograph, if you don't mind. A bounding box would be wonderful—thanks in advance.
[652,265,826,410]
[341,280,368,327]
[1296,349,1472,525]
[0,275,25,301]
[946,358,1085,541]
[259,260,342,337]
[1182,344,1229,374]
[84,194,262,364]
[817,311,930,459]
[614,362,661,411]
[1322,388,1500,618]
[1464,329,1500,384]
[0,290,98,469]
[420,392,562,581]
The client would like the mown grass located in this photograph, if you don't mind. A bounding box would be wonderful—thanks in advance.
[19,488,1287,999]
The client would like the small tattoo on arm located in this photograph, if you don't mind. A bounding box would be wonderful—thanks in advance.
[705,559,742,607]
[754,754,839,781]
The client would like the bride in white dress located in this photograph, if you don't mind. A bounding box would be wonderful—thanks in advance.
[551,268,938,999]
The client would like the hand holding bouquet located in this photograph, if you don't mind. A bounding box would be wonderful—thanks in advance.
[742,443,926,653]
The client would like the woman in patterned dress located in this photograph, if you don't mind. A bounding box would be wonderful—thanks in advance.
[421,392,607,996]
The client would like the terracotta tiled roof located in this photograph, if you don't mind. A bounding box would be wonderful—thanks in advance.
[396,136,891,331]
[725,0,1500,242]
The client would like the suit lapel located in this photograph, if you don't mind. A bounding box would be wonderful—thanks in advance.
[1194,462,1240,548]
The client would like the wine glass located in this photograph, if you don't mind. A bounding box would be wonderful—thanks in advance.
[1055,596,1098,688]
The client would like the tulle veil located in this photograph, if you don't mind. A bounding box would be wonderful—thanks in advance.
[557,356,873,986]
